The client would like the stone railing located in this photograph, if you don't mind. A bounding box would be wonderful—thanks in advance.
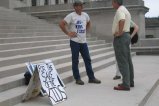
[14,0,145,12]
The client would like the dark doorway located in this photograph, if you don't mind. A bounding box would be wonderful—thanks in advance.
[44,0,49,5]
[64,0,68,4]
[31,0,36,6]
[55,0,59,4]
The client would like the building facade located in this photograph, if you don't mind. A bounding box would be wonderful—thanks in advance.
[145,18,159,38]
[0,0,98,8]
[0,0,150,42]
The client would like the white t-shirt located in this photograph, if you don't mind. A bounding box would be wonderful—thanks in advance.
[64,12,90,43]
[112,6,131,35]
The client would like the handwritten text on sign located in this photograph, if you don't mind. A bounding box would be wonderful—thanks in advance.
[37,62,67,105]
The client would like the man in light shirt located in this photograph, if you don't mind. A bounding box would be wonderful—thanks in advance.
[113,20,139,80]
[59,0,101,85]
[112,0,134,91]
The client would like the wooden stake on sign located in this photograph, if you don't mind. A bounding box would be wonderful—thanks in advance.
[26,62,47,96]
[22,67,41,102]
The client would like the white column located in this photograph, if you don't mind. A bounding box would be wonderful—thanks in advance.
[51,0,56,5]
[50,0,55,5]
[26,0,32,6]
[48,0,51,5]
[59,0,63,4]
[36,0,40,6]
[71,0,75,3]
[39,0,44,6]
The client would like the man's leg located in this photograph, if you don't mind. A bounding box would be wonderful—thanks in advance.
[113,61,121,80]
[70,40,81,80]
[113,33,131,88]
[116,63,121,76]
[128,48,134,86]
[80,43,95,80]
[80,43,101,84]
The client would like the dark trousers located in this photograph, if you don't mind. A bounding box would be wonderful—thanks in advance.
[70,40,95,80]
[113,33,134,87]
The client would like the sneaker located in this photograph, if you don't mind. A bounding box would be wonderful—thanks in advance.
[76,79,84,85]
[113,76,121,80]
[88,78,101,84]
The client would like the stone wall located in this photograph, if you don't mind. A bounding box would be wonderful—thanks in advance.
[146,27,159,38]
[3,0,148,43]
[0,0,29,8]
[0,0,145,9]
[15,0,144,12]
[0,0,9,8]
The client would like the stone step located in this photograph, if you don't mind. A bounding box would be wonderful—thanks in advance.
[56,51,115,75]
[131,46,159,55]
[0,21,49,26]
[0,10,27,15]
[0,20,49,24]
[0,32,64,38]
[0,47,113,78]
[0,51,114,93]
[0,56,116,106]
[0,19,55,25]
[0,19,47,23]
[0,45,112,67]
[0,28,60,34]
[0,36,97,44]
[0,42,109,57]
[0,35,67,44]
[61,57,115,84]
[0,86,26,106]
[0,25,59,30]
[60,52,136,84]
[0,73,24,93]
[0,35,105,52]
[0,14,45,21]
[0,33,35,38]
[0,37,104,50]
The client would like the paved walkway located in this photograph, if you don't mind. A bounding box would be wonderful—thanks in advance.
[15,55,159,106]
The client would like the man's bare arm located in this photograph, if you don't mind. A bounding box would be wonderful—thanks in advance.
[59,20,76,38]
[86,21,91,32]
[118,19,125,36]
[131,22,139,38]
[59,20,69,35]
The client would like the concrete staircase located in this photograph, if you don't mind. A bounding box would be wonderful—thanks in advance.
[131,38,159,55]
[0,7,116,106]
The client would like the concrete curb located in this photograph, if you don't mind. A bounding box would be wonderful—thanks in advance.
[139,79,159,106]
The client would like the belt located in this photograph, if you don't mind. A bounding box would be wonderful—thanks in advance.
[114,32,130,38]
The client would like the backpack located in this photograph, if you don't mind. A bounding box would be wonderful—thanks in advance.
[24,71,31,85]
[130,27,138,44]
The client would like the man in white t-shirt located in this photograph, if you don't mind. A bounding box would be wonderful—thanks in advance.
[112,0,134,91]
[59,0,101,85]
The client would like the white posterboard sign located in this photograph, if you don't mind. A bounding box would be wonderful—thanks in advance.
[37,60,67,105]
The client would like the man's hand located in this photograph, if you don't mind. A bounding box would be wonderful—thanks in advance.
[114,32,119,37]
[67,32,77,38]
[114,31,124,37]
